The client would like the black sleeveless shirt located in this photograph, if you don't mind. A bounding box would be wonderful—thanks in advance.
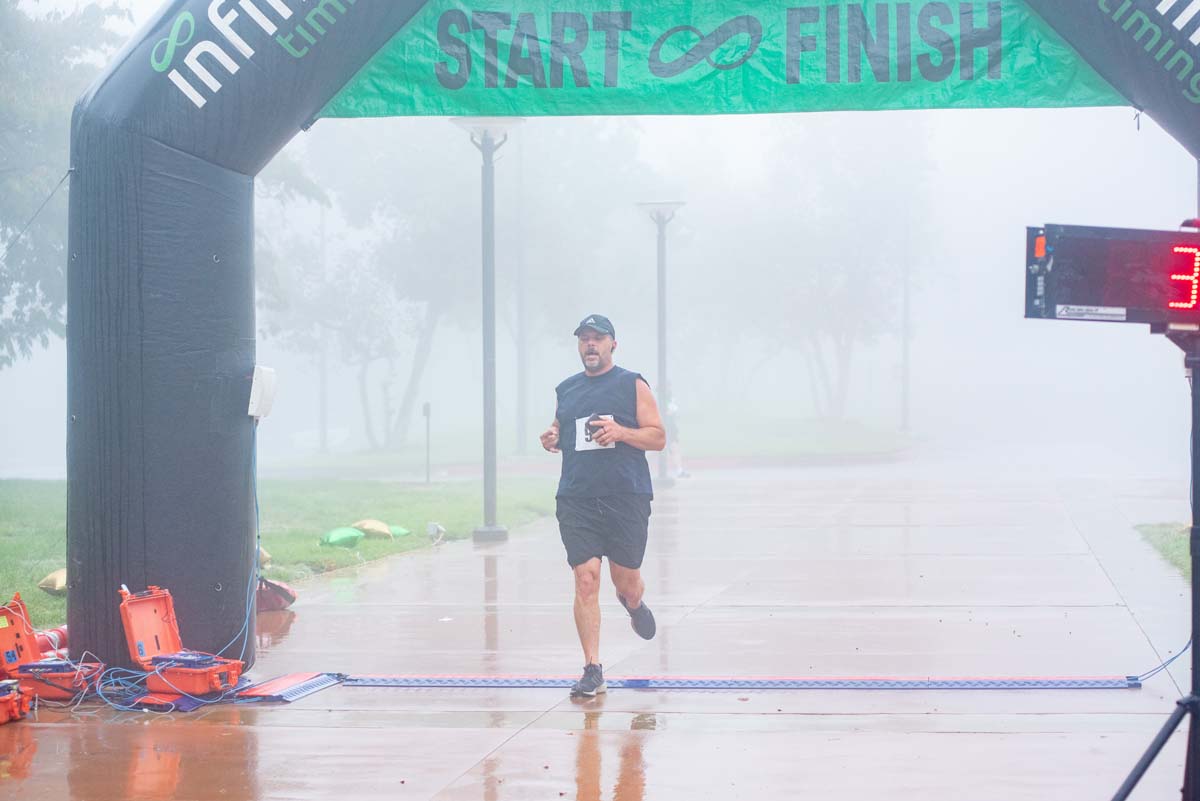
[555,366,654,498]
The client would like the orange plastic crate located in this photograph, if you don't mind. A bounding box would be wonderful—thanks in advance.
[0,594,38,678]
[118,586,243,697]
[145,660,241,696]
[0,680,29,724]
[18,662,104,701]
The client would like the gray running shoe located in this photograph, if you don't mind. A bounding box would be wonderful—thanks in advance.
[619,595,657,640]
[571,663,607,697]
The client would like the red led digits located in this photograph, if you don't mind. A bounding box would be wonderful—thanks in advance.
[1170,246,1200,309]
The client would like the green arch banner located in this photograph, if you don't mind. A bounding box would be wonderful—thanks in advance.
[321,1,1125,118]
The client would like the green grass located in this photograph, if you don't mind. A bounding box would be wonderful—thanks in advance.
[0,482,69,631]
[254,478,553,582]
[1137,523,1190,580]
[0,478,554,629]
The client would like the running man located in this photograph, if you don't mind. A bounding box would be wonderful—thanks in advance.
[540,314,666,697]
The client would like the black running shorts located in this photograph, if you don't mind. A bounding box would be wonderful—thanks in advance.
[556,495,652,569]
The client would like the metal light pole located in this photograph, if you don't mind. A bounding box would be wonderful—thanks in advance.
[454,117,523,543]
[318,205,329,453]
[638,201,685,486]
[515,131,528,454]
[901,232,911,432]
[423,401,431,484]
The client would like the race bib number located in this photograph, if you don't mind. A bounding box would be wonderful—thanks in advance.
[575,415,615,451]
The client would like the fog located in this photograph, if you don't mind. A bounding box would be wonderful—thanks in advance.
[3,0,1196,484]
[7,7,1199,794]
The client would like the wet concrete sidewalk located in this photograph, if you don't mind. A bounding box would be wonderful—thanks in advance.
[2,468,1194,799]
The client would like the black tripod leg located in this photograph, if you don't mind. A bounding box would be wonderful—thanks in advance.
[1186,704,1200,801]
[1112,336,1200,801]
[1113,701,1191,801]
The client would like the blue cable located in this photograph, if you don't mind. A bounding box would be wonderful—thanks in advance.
[1139,639,1192,682]
[216,421,260,661]
[57,660,244,713]
[92,666,155,712]
[146,663,245,706]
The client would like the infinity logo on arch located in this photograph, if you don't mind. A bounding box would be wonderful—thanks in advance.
[151,12,197,73]
[648,15,763,79]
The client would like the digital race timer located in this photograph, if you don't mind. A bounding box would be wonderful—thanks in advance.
[1023,222,1200,801]
[1025,224,1200,326]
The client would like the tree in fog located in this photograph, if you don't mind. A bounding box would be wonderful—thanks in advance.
[257,154,332,314]
[777,237,902,419]
[0,2,125,368]
[497,119,657,441]
[303,202,469,451]
[323,223,409,450]
[294,120,484,450]
[374,204,475,448]
[254,154,430,451]
[259,124,478,450]
[681,114,931,420]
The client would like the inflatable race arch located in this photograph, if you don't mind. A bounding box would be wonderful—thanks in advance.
[67,0,1200,665]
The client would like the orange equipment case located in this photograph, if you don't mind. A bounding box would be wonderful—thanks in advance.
[17,661,104,701]
[0,680,29,724]
[118,586,243,696]
[4,593,104,700]
[0,594,38,678]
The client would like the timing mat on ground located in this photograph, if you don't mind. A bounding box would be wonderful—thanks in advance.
[341,674,1142,690]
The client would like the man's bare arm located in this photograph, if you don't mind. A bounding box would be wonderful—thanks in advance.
[539,407,560,453]
[589,380,666,451]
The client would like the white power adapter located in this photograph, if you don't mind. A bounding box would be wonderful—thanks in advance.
[247,366,278,419]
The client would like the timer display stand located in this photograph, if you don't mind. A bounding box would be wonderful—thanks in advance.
[1023,222,1200,798]
[1112,332,1200,801]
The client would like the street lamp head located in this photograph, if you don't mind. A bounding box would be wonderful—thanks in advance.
[638,201,686,224]
[452,117,525,144]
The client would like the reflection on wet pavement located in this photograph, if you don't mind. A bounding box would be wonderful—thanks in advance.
[58,715,260,801]
[255,610,296,651]
[0,723,36,781]
[0,469,1193,799]
[574,712,646,801]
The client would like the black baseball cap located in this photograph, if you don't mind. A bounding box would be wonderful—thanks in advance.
[573,314,615,338]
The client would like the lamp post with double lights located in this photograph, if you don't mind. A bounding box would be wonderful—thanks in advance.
[453,117,524,543]
[637,201,685,486]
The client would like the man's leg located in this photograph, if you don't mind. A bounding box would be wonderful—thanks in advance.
[602,495,656,640]
[560,499,608,696]
[573,558,603,665]
[610,560,656,640]
[609,562,645,609]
